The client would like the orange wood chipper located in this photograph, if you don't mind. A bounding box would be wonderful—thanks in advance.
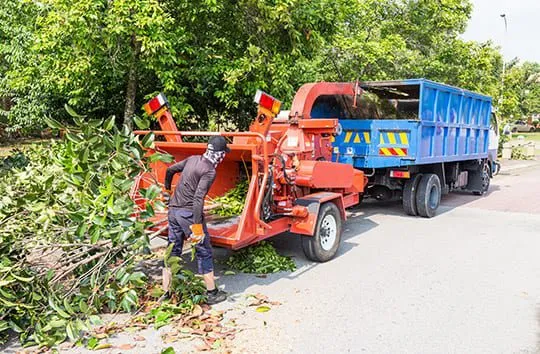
[132,83,367,262]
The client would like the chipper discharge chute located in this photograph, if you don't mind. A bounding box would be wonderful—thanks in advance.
[131,90,367,261]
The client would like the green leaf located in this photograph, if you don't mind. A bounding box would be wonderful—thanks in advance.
[104,116,115,131]
[141,132,155,148]
[145,184,162,200]
[133,116,150,129]
[44,116,63,129]
[65,133,83,144]
[87,337,100,350]
[161,347,176,354]
[65,104,82,118]
[0,320,9,332]
[79,299,89,314]
[63,297,76,315]
[49,319,67,328]
[149,152,174,163]
[66,321,78,341]
[223,270,236,275]
[48,296,71,319]
[9,320,23,333]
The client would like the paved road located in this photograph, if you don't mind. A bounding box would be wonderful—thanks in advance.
[215,162,540,354]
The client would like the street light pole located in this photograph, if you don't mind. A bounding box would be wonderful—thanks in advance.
[499,14,508,106]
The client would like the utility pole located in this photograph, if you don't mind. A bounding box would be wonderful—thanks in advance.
[499,14,508,107]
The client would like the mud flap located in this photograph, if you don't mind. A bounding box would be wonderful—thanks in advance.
[290,192,345,236]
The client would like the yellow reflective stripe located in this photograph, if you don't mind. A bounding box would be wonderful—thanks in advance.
[344,131,353,143]
[388,133,397,144]
[363,132,371,143]
[353,133,361,143]
[380,133,385,144]
[399,132,409,145]
[380,148,391,156]
[395,148,406,156]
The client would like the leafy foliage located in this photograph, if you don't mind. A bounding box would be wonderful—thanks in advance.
[4,0,534,134]
[209,180,249,217]
[0,112,197,347]
[499,61,540,119]
[225,241,296,274]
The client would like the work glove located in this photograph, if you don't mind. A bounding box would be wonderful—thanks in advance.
[188,223,204,245]
[162,190,171,206]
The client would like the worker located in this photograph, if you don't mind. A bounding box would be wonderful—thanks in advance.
[162,136,230,305]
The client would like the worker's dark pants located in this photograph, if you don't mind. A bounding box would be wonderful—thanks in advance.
[167,208,214,275]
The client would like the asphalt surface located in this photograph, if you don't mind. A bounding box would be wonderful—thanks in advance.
[215,161,540,354]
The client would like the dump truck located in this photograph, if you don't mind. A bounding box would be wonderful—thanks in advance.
[132,91,367,262]
[302,79,497,217]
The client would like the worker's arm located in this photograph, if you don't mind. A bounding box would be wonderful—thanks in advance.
[164,159,188,191]
[192,170,217,224]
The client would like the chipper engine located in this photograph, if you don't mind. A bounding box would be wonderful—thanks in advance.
[132,89,366,262]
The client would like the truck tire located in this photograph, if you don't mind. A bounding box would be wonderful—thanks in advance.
[402,174,423,216]
[473,163,490,196]
[301,202,342,262]
[415,174,441,218]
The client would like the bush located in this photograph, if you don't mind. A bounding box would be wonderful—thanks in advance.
[0,111,203,347]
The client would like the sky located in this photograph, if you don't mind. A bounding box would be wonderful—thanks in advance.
[462,0,540,63]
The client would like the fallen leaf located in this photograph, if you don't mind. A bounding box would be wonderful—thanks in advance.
[133,335,146,341]
[94,343,113,350]
[255,274,267,278]
[256,306,271,313]
[116,343,135,350]
[211,339,223,349]
[223,270,236,275]
[192,304,204,317]
[179,326,192,334]
[161,347,176,354]
[201,304,211,312]
[195,339,212,352]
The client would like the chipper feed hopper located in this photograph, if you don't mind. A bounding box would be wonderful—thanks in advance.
[132,86,366,261]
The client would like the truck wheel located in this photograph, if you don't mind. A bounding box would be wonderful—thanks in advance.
[415,174,441,218]
[301,202,342,262]
[473,163,490,195]
[402,174,423,216]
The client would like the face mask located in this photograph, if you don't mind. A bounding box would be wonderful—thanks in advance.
[203,149,226,167]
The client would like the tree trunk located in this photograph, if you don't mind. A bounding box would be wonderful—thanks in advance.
[123,35,141,129]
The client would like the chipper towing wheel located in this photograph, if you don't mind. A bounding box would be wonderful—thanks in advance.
[301,202,342,262]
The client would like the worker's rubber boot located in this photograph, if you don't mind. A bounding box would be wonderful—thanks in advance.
[207,288,227,305]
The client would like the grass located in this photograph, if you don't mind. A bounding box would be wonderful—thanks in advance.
[0,138,53,157]
[511,132,540,143]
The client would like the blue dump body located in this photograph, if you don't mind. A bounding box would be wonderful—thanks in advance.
[312,79,492,169]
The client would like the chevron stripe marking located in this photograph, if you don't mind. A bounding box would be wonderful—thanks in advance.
[388,133,397,144]
[353,133,361,143]
[344,131,353,143]
[363,132,371,143]
[399,132,409,145]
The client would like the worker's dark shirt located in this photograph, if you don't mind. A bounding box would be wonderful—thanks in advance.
[164,155,216,224]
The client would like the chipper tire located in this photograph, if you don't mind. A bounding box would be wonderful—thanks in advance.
[402,173,423,216]
[415,173,441,218]
[301,202,342,262]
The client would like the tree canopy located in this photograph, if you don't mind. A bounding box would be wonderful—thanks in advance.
[0,0,539,135]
